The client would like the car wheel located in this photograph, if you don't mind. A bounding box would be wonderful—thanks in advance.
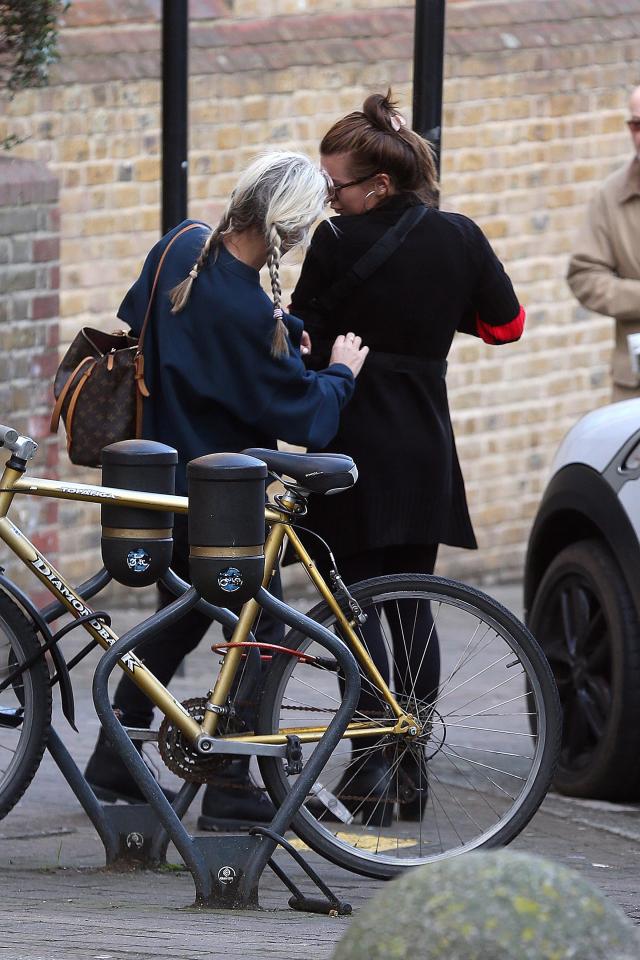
[528,538,640,800]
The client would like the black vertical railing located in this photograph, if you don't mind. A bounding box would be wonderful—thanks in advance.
[161,0,189,234]
[412,0,446,195]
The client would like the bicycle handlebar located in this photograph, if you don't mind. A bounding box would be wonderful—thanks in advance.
[0,425,19,447]
[0,424,38,461]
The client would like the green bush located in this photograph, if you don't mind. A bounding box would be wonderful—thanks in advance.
[0,1,68,95]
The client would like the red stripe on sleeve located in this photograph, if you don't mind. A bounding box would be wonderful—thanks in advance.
[476,305,525,345]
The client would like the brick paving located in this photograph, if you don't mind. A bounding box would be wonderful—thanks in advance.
[1,584,639,959]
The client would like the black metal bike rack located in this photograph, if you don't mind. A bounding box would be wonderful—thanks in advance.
[91,585,361,911]
[22,565,361,912]
[26,569,249,870]
[27,569,249,867]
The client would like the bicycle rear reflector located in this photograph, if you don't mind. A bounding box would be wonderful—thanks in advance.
[187,452,267,605]
[100,439,178,586]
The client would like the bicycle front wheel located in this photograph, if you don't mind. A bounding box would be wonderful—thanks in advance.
[258,575,561,879]
[0,590,52,818]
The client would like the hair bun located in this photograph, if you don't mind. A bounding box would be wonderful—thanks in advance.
[320,90,438,203]
[362,89,404,133]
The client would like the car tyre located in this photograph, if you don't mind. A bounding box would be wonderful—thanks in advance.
[529,538,640,800]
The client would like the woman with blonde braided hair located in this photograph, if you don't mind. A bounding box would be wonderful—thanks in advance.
[84,150,368,830]
[168,151,335,357]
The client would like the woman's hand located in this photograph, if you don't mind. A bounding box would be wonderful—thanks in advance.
[329,333,369,377]
[300,330,312,356]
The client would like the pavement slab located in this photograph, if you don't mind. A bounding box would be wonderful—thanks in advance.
[1,583,639,959]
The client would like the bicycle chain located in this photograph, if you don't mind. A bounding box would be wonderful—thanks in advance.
[157,698,403,791]
[284,704,388,716]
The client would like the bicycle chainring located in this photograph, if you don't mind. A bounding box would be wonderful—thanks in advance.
[157,697,244,783]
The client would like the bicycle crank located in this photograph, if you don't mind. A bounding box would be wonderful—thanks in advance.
[158,697,245,783]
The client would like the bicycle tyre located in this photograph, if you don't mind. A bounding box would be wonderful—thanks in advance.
[0,589,52,818]
[258,574,561,880]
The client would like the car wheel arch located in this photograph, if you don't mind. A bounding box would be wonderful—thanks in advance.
[524,463,640,620]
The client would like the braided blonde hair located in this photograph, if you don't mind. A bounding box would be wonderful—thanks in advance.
[169,208,231,313]
[169,151,328,356]
[266,224,287,356]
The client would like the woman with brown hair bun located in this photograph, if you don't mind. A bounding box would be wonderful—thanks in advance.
[291,91,525,826]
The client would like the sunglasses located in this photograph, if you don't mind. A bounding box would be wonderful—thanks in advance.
[327,172,378,202]
[627,118,640,131]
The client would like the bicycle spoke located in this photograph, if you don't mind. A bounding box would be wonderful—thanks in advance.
[441,746,524,788]
[445,741,534,761]
[440,722,534,739]
[431,748,504,822]
[399,601,421,698]
[435,650,513,705]
[445,689,535,722]
[428,764,484,834]
[403,601,441,713]
[281,672,384,726]
[440,674,528,721]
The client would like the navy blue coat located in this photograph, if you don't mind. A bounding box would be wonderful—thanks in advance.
[118,220,354,494]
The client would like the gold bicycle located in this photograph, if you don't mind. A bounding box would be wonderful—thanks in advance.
[0,423,560,879]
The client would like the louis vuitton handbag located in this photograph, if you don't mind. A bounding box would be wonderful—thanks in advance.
[50,222,201,467]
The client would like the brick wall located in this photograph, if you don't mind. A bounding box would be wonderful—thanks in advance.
[0,0,634,589]
[437,0,624,582]
[0,158,60,604]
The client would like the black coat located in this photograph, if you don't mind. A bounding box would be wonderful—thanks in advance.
[290,194,523,559]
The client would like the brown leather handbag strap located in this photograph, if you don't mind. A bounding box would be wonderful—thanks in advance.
[137,221,208,355]
[49,356,95,434]
[63,362,97,451]
[135,387,144,438]
[134,221,208,399]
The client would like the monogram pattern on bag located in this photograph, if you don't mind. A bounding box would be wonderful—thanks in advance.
[53,329,140,467]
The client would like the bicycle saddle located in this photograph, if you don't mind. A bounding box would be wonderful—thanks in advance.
[243,448,357,495]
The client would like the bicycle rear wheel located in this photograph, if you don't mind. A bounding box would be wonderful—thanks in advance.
[0,590,52,818]
[258,574,561,879]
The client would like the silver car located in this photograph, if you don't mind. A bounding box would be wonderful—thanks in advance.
[525,399,640,800]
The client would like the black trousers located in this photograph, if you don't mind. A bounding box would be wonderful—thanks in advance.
[113,515,284,729]
[319,544,440,727]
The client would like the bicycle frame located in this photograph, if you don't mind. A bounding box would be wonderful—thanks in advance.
[0,459,416,751]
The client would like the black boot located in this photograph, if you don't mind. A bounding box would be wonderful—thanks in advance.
[309,755,394,827]
[197,761,276,832]
[397,747,428,821]
[85,729,176,805]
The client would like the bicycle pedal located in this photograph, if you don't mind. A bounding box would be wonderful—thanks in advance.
[284,734,303,775]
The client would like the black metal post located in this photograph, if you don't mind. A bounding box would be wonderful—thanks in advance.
[162,0,189,234]
[412,0,446,189]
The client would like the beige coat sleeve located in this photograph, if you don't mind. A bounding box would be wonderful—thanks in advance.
[567,190,640,321]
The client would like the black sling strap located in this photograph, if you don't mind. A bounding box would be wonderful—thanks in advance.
[311,204,428,314]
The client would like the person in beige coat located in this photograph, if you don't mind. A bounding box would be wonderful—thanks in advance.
[567,85,640,401]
